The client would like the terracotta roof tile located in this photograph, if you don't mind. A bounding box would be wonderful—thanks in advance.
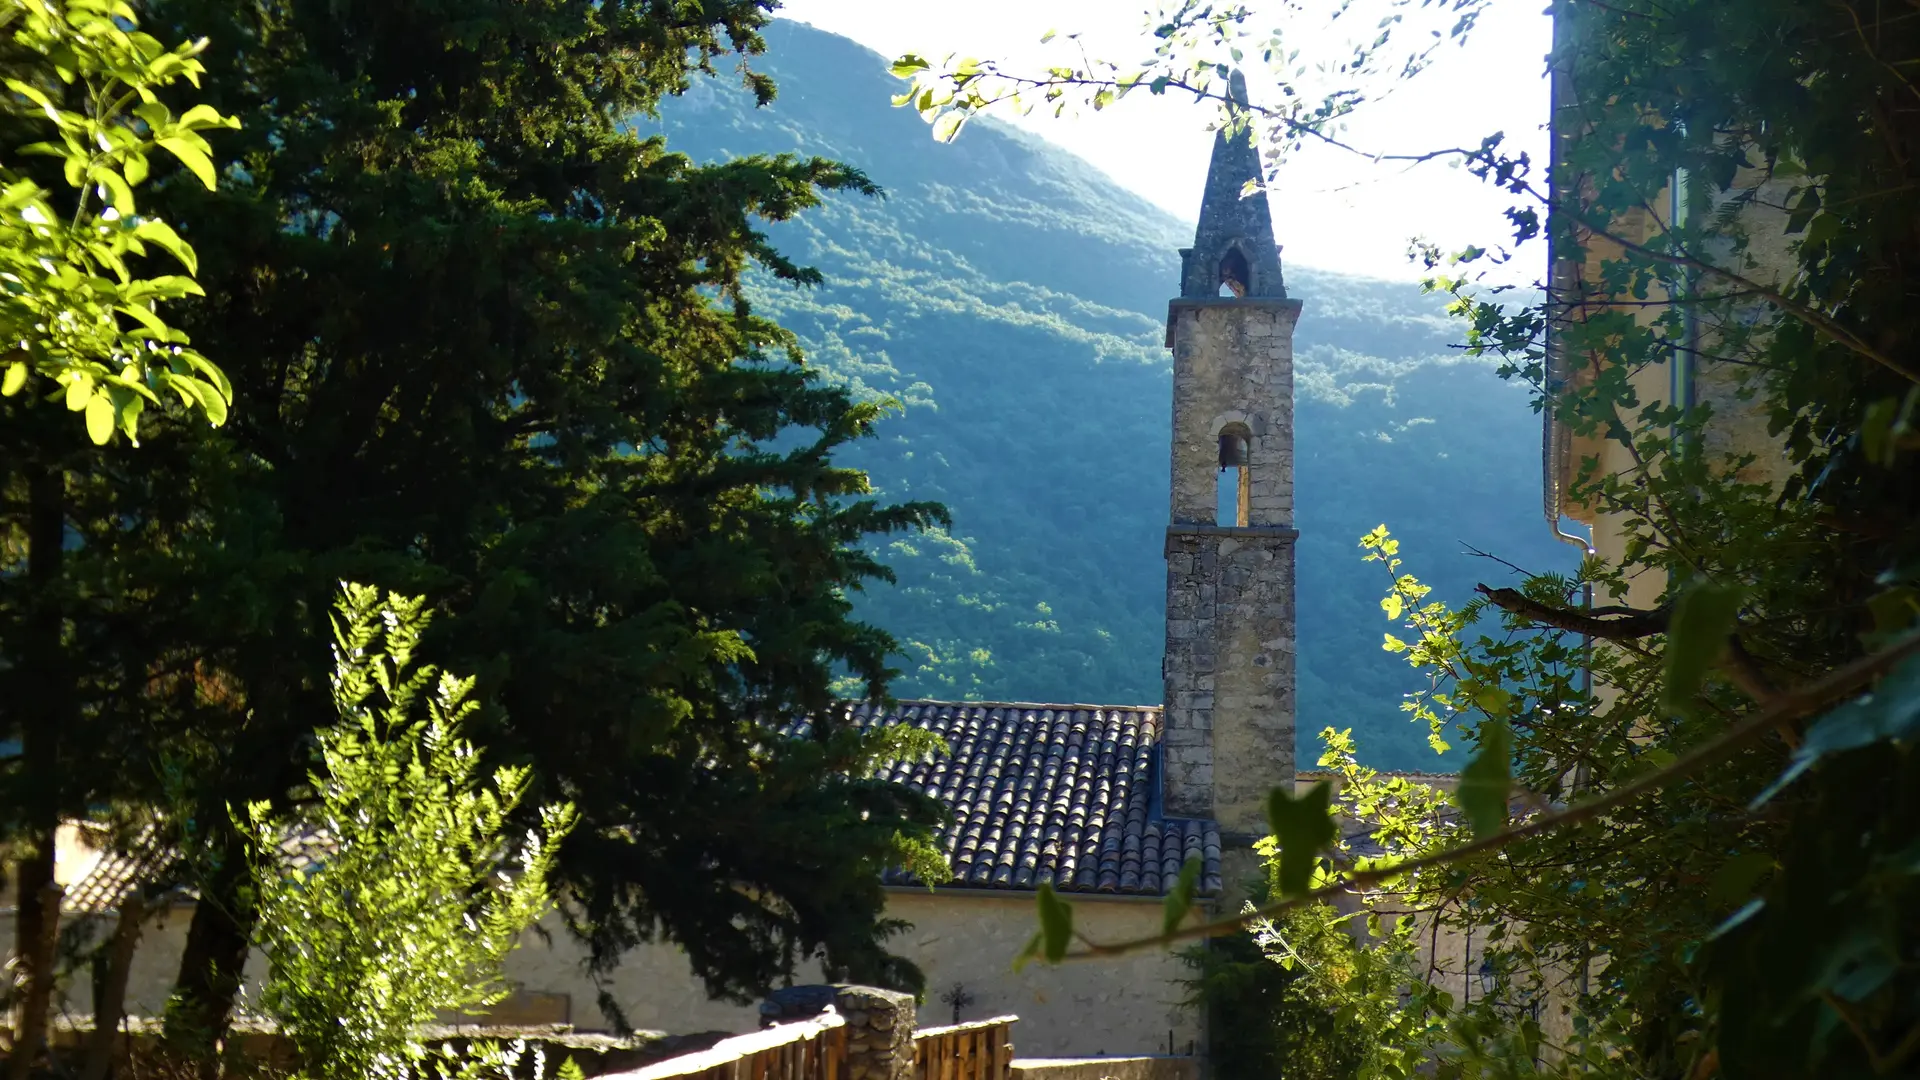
[69,701,1224,911]
[791,701,1221,898]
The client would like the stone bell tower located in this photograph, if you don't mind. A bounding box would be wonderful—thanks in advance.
[1161,72,1302,847]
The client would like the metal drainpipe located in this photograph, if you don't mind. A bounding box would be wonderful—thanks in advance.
[1671,165,1698,443]
[1544,0,1597,558]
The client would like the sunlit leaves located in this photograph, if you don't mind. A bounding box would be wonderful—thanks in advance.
[888,54,929,79]
[0,0,239,444]
[245,585,577,1079]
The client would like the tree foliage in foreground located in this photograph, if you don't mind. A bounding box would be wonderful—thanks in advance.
[2,0,952,1065]
[0,0,234,444]
[246,585,576,1080]
[944,1,1920,1076]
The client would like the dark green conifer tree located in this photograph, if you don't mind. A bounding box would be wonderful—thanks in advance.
[125,0,948,1052]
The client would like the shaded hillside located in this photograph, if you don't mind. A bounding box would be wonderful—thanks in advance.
[640,21,1577,768]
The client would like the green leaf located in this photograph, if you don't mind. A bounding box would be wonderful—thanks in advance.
[1035,881,1073,963]
[1752,654,1920,806]
[1708,852,1774,908]
[157,137,216,189]
[177,102,231,129]
[1863,396,1899,466]
[1454,717,1511,838]
[1473,685,1513,718]
[1661,580,1745,716]
[1162,856,1201,936]
[931,111,967,144]
[132,218,196,274]
[888,55,929,79]
[2,362,25,396]
[1013,930,1043,972]
[1267,781,1337,897]
[90,164,136,215]
[1381,593,1404,620]
[84,394,114,444]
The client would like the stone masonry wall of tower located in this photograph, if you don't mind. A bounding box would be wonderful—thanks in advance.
[1161,76,1301,856]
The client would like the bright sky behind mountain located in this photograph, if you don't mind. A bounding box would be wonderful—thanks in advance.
[779,0,1552,283]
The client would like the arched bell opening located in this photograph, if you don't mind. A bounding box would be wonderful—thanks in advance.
[1216,245,1252,298]
[1216,424,1252,526]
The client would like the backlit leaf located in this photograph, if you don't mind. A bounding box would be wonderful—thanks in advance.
[1455,718,1511,838]
[85,394,114,444]
[1036,881,1073,963]
[931,111,967,144]
[1268,781,1337,897]
[1162,856,1201,936]
[157,137,216,189]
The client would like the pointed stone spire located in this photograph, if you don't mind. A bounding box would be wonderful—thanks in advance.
[1178,70,1286,299]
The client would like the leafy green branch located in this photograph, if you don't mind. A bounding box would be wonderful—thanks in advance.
[886,0,1492,153]
[1025,625,1920,961]
[0,0,238,444]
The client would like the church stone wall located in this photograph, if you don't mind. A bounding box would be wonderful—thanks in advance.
[30,892,1200,1061]
[1161,296,1301,838]
[1165,300,1300,527]
[1162,528,1297,836]
[534,891,1200,1057]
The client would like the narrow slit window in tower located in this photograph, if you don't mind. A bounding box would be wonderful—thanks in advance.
[1217,428,1251,527]
[1217,246,1251,298]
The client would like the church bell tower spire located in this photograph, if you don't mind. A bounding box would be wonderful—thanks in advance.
[1160,71,1302,850]
[1177,70,1288,301]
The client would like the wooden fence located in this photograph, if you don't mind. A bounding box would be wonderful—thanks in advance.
[912,1017,1017,1080]
[613,1012,849,1080]
[603,1009,1016,1080]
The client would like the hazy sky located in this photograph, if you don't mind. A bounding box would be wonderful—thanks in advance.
[776,1,1552,282]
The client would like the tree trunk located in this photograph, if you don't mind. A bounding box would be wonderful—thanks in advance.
[161,829,256,1078]
[8,882,64,1080]
[81,893,146,1080]
[10,462,67,1079]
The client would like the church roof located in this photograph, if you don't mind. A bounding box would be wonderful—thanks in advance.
[65,701,1222,915]
[798,701,1223,898]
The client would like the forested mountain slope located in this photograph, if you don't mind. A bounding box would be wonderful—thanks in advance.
[642,21,1576,768]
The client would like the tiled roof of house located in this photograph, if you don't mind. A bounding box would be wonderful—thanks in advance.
[67,700,1221,913]
[64,839,172,915]
[63,824,335,916]
[796,701,1222,897]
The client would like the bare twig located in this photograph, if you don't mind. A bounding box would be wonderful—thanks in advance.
[1459,544,1534,579]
